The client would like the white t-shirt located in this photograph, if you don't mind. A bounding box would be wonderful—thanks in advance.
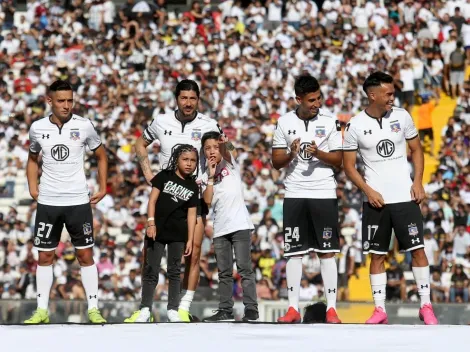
[29,114,102,206]
[424,237,439,266]
[272,109,342,199]
[343,108,419,204]
[201,154,254,238]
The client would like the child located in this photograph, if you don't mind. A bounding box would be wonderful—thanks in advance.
[200,131,259,322]
[125,144,199,323]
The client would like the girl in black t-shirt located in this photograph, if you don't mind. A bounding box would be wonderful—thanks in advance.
[124,144,199,323]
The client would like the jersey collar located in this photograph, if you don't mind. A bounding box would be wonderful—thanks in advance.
[49,113,73,134]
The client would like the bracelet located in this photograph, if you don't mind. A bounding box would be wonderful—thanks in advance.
[207,182,214,186]
[208,176,214,180]
[147,217,154,222]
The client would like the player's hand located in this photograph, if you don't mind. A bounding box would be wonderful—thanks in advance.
[146,225,157,240]
[366,188,385,208]
[184,240,193,257]
[90,189,106,204]
[306,140,318,156]
[145,173,154,186]
[289,138,301,159]
[29,189,39,201]
[411,182,425,204]
[208,157,217,177]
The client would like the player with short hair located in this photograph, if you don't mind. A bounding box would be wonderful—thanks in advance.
[272,74,343,324]
[134,79,221,321]
[343,71,438,325]
[125,144,199,323]
[24,80,108,324]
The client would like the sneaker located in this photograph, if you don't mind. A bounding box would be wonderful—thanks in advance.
[88,308,107,324]
[167,309,182,322]
[277,307,301,323]
[365,307,388,324]
[242,309,259,322]
[24,308,50,324]
[419,304,438,325]
[178,308,191,322]
[203,310,235,322]
[326,308,342,324]
[124,308,154,323]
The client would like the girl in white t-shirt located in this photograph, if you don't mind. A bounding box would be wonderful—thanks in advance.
[200,131,258,322]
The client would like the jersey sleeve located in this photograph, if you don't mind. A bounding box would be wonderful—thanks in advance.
[28,123,41,154]
[343,121,358,151]
[272,120,287,149]
[143,118,159,144]
[151,170,166,191]
[327,119,343,152]
[187,181,199,208]
[85,120,102,151]
[403,111,419,140]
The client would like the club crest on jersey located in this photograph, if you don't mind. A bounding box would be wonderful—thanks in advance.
[83,223,92,236]
[322,227,332,240]
[70,131,80,140]
[191,130,202,141]
[315,127,326,138]
[390,122,401,133]
[408,223,418,237]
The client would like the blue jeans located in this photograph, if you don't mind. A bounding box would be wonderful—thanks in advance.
[450,287,469,302]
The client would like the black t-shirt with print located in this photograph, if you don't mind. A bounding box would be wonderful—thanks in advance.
[151,170,198,242]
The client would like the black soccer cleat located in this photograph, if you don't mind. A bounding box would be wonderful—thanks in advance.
[203,310,235,322]
[242,309,259,322]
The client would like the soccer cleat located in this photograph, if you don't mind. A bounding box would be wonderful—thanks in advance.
[124,308,154,323]
[365,307,388,324]
[88,308,107,324]
[326,308,342,324]
[419,304,438,325]
[24,308,50,324]
[178,308,191,322]
[242,309,259,322]
[277,307,301,323]
[167,309,182,322]
[203,310,235,322]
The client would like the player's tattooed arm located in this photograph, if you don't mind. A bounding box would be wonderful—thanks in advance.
[26,151,40,200]
[135,136,154,184]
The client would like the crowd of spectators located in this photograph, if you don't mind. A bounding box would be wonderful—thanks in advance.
[0,0,469,318]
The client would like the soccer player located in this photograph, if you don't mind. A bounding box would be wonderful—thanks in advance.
[134,80,220,321]
[24,80,108,324]
[343,71,438,325]
[125,145,199,323]
[272,74,343,324]
[200,131,258,322]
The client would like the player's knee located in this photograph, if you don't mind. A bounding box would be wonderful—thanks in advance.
[410,248,427,261]
[75,248,94,266]
[38,251,55,266]
[190,245,202,265]
[370,253,386,264]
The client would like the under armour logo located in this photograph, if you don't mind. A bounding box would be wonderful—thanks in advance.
[328,288,336,293]
[85,237,93,243]
[164,130,172,135]
[420,284,429,289]
[287,287,294,291]
[42,134,49,139]
[37,294,41,297]
[288,130,296,135]
[411,238,420,245]
[364,130,372,135]
[323,242,331,248]
[373,290,382,294]
[89,295,97,299]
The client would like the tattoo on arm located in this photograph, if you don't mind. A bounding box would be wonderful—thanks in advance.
[136,152,152,176]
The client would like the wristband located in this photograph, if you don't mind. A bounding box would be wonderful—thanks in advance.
[208,176,214,180]
[147,217,155,222]
[208,182,214,186]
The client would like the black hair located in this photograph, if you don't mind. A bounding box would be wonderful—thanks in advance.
[175,79,200,98]
[302,302,327,324]
[362,71,394,94]
[165,144,199,180]
[48,80,73,93]
[201,131,221,148]
[294,74,320,97]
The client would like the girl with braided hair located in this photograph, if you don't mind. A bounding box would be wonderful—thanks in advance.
[124,144,199,323]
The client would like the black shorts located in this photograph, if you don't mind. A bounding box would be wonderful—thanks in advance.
[283,198,340,257]
[34,203,94,251]
[362,201,424,255]
[197,198,209,217]
[419,128,434,141]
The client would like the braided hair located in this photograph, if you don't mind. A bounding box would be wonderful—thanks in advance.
[165,144,199,180]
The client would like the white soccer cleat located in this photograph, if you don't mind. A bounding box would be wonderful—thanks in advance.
[135,307,152,322]
[167,309,182,322]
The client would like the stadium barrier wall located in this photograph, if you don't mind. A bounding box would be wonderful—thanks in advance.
[1,300,469,325]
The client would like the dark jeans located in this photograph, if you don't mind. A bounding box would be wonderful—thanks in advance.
[214,230,258,313]
[141,239,184,311]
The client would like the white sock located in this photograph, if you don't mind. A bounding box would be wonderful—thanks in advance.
[286,257,302,312]
[179,290,195,311]
[412,266,431,307]
[81,264,99,310]
[320,257,338,310]
[370,273,387,312]
[36,265,53,310]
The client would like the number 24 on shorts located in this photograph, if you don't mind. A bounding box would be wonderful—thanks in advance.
[285,227,300,243]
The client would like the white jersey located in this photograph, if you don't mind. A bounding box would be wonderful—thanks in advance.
[29,114,102,206]
[343,107,419,204]
[143,111,219,179]
[272,109,343,199]
[201,154,254,238]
